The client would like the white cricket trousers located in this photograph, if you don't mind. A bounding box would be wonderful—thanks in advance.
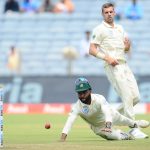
[91,110,135,140]
[104,62,140,120]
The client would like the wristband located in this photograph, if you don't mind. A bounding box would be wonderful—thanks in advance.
[96,52,105,60]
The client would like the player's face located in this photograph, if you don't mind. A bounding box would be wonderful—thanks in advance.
[77,90,91,104]
[102,6,115,24]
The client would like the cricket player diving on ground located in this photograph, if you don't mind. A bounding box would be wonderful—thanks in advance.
[89,2,148,138]
[60,78,150,141]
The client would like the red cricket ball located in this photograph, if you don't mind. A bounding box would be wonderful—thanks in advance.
[45,123,51,129]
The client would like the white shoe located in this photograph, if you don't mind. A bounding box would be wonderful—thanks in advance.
[129,128,149,139]
[136,120,150,128]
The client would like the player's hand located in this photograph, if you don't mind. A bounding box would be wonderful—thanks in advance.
[59,138,66,142]
[124,37,130,52]
[101,127,112,133]
[59,133,67,142]
[104,55,119,66]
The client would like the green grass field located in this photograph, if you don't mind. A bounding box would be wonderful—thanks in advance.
[4,114,150,150]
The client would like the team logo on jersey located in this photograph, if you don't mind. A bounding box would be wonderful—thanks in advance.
[82,105,89,114]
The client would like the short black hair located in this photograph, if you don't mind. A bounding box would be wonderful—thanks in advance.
[102,3,114,13]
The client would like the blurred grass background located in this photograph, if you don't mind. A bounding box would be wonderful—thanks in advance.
[3,114,150,150]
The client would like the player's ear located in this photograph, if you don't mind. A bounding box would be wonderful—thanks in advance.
[101,11,104,17]
[101,8,104,16]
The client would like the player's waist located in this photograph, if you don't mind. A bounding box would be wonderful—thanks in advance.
[104,59,126,68]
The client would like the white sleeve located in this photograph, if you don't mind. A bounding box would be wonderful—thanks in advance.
[120,25,129,39]
[62,104,79,134]
[90,27,103,45]
[99,96,112,123]
[62,113,78,134]
[124,32,129,39]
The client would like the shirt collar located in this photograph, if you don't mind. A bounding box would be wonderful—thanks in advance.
[102,21,117,28]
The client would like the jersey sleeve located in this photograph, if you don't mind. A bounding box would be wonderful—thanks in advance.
[98,95,113,123]
[62,103,79,134]
[90,27,103,45]
[119,25,129,39]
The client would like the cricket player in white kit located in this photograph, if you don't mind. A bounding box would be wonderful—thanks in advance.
[89,3,148,138]
[60,78,149,141]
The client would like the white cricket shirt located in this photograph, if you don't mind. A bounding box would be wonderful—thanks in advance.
[91,21,127,62]
[62,94,113,134]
